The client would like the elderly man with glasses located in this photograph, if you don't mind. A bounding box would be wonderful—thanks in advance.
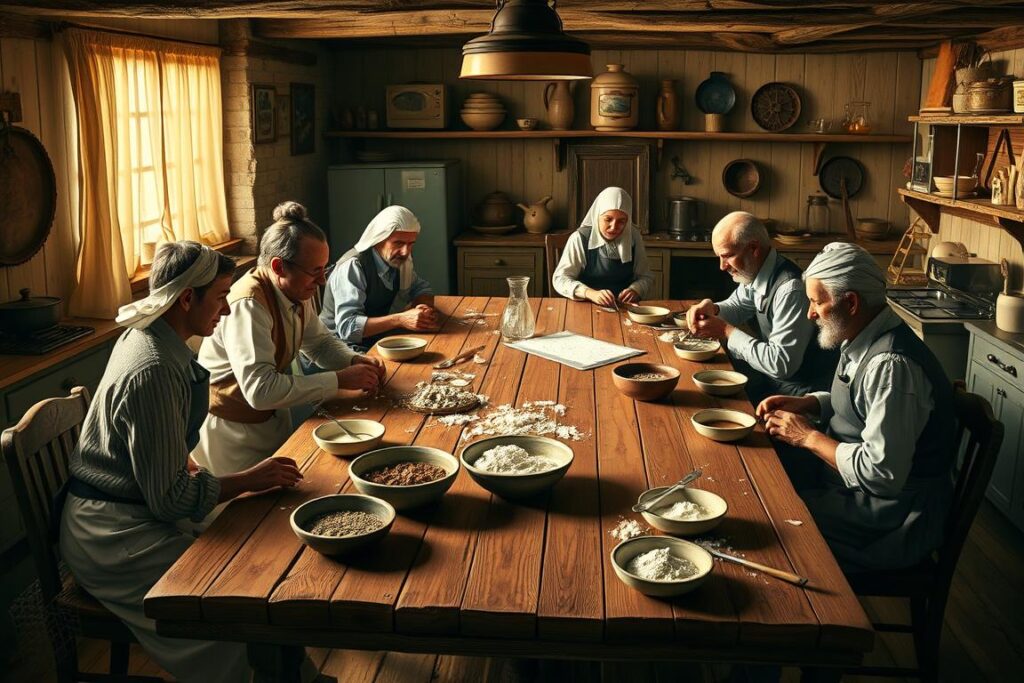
[192,201,384,476]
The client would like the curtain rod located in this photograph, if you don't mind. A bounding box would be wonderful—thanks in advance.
[50,20,220,50]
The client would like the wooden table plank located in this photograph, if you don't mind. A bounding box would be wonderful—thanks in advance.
[392,296,528,635]
[536,300,605,642]
[459,299,565,639]
[590,307,675,640]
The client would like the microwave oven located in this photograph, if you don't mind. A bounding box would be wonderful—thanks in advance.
[386,84,447,129]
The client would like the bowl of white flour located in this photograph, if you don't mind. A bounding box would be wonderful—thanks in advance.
[459,435,573,499]
[611,536,713,597]
[636,486,728,536]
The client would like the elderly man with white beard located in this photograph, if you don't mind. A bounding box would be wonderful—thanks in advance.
[755,242,956,572]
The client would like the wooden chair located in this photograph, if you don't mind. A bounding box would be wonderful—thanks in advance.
[844,383,1004,682]
[544,232,573,296]
[1,386,162,683]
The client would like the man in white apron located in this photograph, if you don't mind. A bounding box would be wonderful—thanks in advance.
[59,241,313,682]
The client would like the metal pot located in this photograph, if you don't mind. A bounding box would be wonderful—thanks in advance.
[0,288,62,334]
[966,78,1012,113]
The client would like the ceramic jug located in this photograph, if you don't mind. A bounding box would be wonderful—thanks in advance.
[590,64,639,131]
[517,195,554,234]
[656,79,679,131]
[475,191,515,227]
[543,81,574,131]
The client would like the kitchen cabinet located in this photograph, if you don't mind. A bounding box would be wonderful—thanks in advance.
[965,323,1024,531]
[327,161,462,295]
[458,247,544,297]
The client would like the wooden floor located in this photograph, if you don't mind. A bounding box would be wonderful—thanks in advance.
[3,501,1022,683]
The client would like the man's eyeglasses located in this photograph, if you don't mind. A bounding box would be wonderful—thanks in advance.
[283,259,334,280]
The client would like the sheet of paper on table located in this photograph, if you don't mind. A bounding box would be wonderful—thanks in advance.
[506,331,645,371]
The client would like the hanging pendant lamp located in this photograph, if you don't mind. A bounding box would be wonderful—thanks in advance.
[460,0,592,81]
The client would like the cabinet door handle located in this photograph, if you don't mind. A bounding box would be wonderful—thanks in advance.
[494,258,505,266]
[986,353,1018,377]
[997,388,1008,398]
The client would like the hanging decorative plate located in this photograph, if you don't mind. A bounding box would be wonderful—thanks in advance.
[695,72,736,115]
[751,82,802,132]
[819,156,865,199]
[0,126,57,266]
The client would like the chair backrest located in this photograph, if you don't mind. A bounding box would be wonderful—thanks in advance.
[1,386,91,600]
[939,384,1004,586]
[545,232,573,295]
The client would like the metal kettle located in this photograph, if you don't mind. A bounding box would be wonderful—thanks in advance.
[666,197,705,237]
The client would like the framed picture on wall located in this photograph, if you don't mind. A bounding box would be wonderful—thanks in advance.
[251,84,276,144]
[290,83,315,155]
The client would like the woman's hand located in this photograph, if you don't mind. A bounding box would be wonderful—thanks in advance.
[618,288,640,305]
[755,394,820,420]
[336,364,381,394]
[352,354,385,382]
[584,288,616,307]
[241,456,303,493]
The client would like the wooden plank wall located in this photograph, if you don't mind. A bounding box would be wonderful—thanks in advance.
[920,48,1024,289]
[330,47,921,236]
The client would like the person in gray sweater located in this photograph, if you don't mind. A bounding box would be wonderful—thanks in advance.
[58,242,318,683]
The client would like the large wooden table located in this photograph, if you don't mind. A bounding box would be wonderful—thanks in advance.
[145,296,873,679]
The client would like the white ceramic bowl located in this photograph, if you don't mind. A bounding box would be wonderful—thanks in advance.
[610,535,714,597]
[692,369,748,396]
[626,305,671,324]
[349,446,459,511]
[672,311,689,328]
[313,419,386,457]
[376,336,428,361]
[290,494,395,556]
[691,408,757,442]
[460,435,573,499]
[460,110,505,131]
[516,118,539,131]
[673,338,721,362]
[933,175,976,193]
[638,487,728,536]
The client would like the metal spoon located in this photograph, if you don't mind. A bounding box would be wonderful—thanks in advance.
[313,407,373,439]
[632,469,703,513]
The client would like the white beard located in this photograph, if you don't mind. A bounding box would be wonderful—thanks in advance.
[731,271,755,285]
[816,312,848,349]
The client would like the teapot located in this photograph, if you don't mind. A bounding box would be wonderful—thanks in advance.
[517,195,553,234]
[474,191,515,227]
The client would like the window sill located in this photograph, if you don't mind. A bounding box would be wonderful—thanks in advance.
[130,238,252,294]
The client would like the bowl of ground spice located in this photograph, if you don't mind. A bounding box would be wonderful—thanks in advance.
[290,493,396,556]
[349,446,459,511]
[460,435,574,499]
[637,487,728,536]
[612,362,680,402]
[611,535,714,597]
[691,408,756,442]
[376,336,428,361]
[692,369,748,397]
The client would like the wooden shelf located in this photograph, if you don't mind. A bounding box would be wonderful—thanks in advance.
[326,129,911,143]
[898,188,1024,249]
[908,114,1024,126]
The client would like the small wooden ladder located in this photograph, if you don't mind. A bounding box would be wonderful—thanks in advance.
[887,217,931,286]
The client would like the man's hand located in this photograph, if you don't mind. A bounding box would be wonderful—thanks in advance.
[755,394,820,420]
[763,410,817,448]
[336,364,381,394]
[352,353,385,382]
[584,288,616,307]
[692,315,732,341]
[397,304,439,331]
[618,288,640,305]
[241,456,303,493]
[686,299,717,330]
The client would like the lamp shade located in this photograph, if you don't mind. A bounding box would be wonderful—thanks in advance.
[460,0,591,81]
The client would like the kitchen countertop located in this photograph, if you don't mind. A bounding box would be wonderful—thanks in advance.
[0,318,123,391]
[966,320,1024,358]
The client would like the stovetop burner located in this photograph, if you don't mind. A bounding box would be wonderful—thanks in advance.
[0,324,95,355]
[887,286,993,321]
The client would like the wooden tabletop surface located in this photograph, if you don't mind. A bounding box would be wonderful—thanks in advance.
[145,296,873,668]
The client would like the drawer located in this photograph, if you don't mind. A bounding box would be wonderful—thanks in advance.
[462,249,540,271]
[4,343,113,426]
[647,248,668,272]
[970,335,1023,392]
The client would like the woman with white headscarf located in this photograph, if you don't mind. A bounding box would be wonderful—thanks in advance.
[552,187,654,306]
[321,205,437,348]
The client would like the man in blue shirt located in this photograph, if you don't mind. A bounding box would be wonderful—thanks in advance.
[321,205,437,349]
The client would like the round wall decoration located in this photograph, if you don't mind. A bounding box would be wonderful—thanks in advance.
[751,82,802,132]
[0,125,57,266]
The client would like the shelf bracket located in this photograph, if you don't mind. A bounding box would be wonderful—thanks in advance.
[996,217,1024,252]
[811,142,827,176]
[899,194,942,233]
[553,137,565,172]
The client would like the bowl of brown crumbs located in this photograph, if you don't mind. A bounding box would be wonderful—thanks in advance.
[349,446,460,511]
[290,493,396,556]
[612,362,680,402]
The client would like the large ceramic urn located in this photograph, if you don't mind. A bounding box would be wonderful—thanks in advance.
[590,64,639,131]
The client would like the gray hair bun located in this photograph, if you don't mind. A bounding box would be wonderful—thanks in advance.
[273,201,308,223]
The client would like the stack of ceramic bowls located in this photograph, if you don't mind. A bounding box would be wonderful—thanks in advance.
[461,93,506,131]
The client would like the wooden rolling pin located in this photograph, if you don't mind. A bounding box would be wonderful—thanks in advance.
[704,546,809,587]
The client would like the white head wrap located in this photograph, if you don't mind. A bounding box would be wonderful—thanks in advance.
[803,242,886,301]
[115,245,220,330]
[353,205,422,290]
[579,187,636,263]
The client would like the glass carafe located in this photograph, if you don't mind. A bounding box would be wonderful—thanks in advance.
[805,192,831,234]
[500,276,535,342]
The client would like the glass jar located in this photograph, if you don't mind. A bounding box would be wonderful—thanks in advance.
[805,192,831,234]
[847,101,872,133]
[500,276,535,342]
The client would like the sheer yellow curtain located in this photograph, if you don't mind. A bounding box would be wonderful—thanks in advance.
[61,29,229,318]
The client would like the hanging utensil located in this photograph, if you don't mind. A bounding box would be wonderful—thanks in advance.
[840,177,856,239]
[434,344,485,370]
[632,469,703,513]
[703,546,809,587]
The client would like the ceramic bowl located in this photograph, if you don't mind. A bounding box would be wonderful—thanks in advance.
[461,104,507,111]
[638,487,728,536]
[290,494,395,556]
[376,336,428,361]
[691,408,757,442]
[610,535,714,597]
[516,117,539,131]
[460,110,505,131]
[855,218,891,241]
[349,446,459,511]
[692,369,748,396]
[673,338,721,362]
[460,435,574,499]
[933,175,976,193]
[313,419,386,457]
[612,363,680,402]
[671,310,689,328]
[470,224,518,235]
[626,305,671,324]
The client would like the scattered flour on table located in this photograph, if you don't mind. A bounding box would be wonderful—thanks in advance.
[784,519,803,526]
[434,401,583,441]
[473,354,488,364]
[656,500,709,521]
[623,319,633,326]
[352,405,368,412]
[626,548,698,581]
[658,330,690,343]
[474,444,559,474]
[431,370,476,384]
[610,518,649,541]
